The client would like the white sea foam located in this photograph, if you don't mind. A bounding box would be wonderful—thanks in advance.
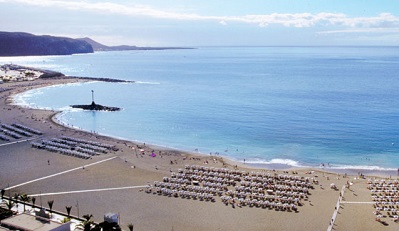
[12,89,43,107]
[58,106,77,111]
[0,56,54,64]
[246,158,305,168]
[326,164,397,171]
[47,81,94,89]
[135,81,160,85]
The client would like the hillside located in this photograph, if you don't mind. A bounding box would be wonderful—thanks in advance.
[0,32,93,56]
[78,37,192,51]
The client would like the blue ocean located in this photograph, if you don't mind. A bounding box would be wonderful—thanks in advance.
[3,46,399,171]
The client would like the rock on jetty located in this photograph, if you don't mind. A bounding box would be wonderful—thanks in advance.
[71,101,121,111]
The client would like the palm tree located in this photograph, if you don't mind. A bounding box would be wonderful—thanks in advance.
[19,194,31,212]
[65,206,72,218]
[13,193,19,202]
[47,200,54,216]
[82,214,93,221]
[79,214,94,231]
[12,193,19,209]
[3,199,14,211]
[127,223,134,231]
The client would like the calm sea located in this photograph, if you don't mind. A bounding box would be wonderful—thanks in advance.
[3,46,399,171]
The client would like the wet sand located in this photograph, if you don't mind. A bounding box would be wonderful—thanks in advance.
[1,77,398,230]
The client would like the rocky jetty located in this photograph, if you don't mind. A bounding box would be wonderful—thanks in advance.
[71,101,121,111]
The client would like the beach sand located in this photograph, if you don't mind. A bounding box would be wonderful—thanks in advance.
[1,77,398,230]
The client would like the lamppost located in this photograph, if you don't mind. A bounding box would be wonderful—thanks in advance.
[76,200,80,218]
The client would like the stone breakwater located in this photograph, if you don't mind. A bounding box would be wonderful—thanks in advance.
[70,102,121,111]
[72,76,135,83]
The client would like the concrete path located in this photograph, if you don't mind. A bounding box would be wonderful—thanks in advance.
[327,185,345,231]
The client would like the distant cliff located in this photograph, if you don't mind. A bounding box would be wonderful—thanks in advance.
[78,37,193,51]
[0,32,94,56]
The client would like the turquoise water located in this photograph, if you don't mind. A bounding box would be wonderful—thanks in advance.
[3,47,399,170]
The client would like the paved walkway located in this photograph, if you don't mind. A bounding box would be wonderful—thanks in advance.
[327,185,345,231]
[0,137,38,147]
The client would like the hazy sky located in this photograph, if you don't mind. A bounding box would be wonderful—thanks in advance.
[1,0,398,46]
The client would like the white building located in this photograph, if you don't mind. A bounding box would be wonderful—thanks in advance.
[0,213,71,231]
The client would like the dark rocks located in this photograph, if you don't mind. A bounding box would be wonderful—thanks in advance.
[71,101,121,111]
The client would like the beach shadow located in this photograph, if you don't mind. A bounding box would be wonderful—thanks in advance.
[380,221,389,226]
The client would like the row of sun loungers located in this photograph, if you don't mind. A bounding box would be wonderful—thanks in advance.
[1,124,33,137]
[0,122,42,141]
[184,165,316,185]
[31,136,117,159]
[147,186,216,202]
[368,179,399,223]
[61,136,117,150]
[0,87,11,93]
[0,133,10,141]
[42,140,71,149]
[40,137,114,154]
[1,129,22,139]
[148,165,313,211]
[12,123,42,135]
[31,141,91,159]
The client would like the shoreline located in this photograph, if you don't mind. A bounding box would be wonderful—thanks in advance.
[1,73,399,230]
[6,75,398,177]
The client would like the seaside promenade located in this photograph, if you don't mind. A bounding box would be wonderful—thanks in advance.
[1,78,399,230]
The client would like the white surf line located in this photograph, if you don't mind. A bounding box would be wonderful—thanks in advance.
[28,185,147,197]
[5,156,117,190]
[0,137,38,147]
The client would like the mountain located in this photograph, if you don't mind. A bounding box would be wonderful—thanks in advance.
[76,37,115,51]
[0,32,93,56]
[78,37,192,51]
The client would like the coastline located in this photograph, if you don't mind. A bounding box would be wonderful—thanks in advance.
[7,74,398,176]
[1,73,399,230]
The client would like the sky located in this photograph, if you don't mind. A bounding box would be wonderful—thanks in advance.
[0,0,398,46]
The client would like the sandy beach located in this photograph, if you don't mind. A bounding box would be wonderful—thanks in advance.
[1,77,399,230]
